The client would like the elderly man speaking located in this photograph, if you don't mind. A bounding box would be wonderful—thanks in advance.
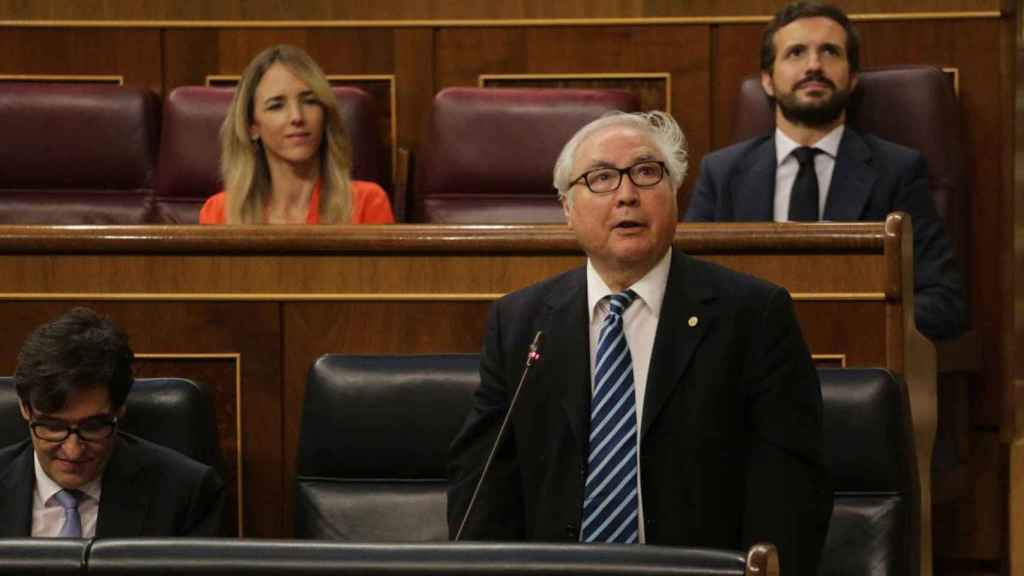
[448,111,832,576]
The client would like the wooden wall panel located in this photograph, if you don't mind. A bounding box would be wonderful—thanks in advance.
[281,301,491,536]
[712,24,763,151]
[0,0,1004,22]
[135,356,241,536]
[0,28,161,92]
[436,25,710,206]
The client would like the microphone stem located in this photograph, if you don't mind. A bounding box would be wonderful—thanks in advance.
[454,332,542,541]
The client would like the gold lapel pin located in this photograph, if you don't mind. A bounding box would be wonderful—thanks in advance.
[688,316,698,327]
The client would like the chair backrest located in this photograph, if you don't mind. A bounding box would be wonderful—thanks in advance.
[86,540,753,575]
[153,85,390,223]
[733,66,964,237]
[0,377,224,473]
[411,87,641,223]
[0,82,160,224]
[0,538,88,575]
[296,354,479,541]
[296,356,915,574]
[818,367,918,576]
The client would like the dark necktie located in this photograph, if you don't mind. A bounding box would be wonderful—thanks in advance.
[788,146,821,221]
[581,290,639,543]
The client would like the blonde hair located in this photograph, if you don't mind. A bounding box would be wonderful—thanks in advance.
[220,45,353,224]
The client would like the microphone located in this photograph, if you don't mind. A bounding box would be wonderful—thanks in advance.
[454,330,543,542]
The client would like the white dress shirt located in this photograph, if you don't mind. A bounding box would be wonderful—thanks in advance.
[31,452,102,538]
[773,125,844,221]
[586,248,672,543]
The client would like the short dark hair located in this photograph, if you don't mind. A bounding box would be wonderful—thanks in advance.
[760,2,860,74]
[14,307,134,414]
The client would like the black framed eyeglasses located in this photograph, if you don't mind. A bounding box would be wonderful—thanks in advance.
[29,416,118,442]
[569,160,668,195]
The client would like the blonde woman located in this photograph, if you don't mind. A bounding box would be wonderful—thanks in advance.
[200,45,394,224]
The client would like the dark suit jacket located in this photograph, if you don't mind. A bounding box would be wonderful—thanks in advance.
[448,249,832,576]
[0,432,226,537]
[685,128,967,341]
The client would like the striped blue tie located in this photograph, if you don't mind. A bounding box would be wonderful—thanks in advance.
[582,289,639,543]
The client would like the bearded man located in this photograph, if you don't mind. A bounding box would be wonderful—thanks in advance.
[685,1,966,342]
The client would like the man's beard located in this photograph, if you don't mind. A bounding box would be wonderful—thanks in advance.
[774,74,852,127]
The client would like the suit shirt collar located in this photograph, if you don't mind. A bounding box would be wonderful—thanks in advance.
[586,248,672,322]
[774,124,844,165]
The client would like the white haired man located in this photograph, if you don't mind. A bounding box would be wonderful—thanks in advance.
[449,111,832,576]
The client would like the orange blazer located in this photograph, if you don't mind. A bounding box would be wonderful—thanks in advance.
[199,180,395,224]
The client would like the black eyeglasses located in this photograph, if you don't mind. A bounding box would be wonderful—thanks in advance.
[569,161,668,195]
[29,416,118,442]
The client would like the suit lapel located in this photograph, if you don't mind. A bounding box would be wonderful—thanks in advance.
[543,269,591,454]
[732,137,777,221]
[96,435,149,537]
[824,128,876,221]
[0,442,35,537]
[642,250,718,439]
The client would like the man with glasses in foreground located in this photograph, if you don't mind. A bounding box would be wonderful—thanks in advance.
[0,307,225,537]
[448,111,832,575]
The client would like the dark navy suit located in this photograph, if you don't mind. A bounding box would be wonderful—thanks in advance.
[685,128,966,341]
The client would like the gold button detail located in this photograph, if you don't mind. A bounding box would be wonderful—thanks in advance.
[688,316,698,327]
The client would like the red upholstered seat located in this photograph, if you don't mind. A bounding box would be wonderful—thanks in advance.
[412,88,641,223]
[733,65,964,231]
[153,86,390,224]
[0,83,160,224]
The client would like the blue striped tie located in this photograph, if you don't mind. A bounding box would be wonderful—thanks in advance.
[582,289,639,543]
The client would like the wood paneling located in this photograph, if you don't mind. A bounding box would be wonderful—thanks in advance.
[0,8,1014,570]
[0,28,161,92]
[0,0,1004,22]
[436,25,710,206]
[135,355,241,535]
[0,221,934,567]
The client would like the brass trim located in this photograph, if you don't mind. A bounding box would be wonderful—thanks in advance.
[811,353,848,367]
[479,72,672,113]
[789,292,887,301]
[0,292,506,301]
[941,67,960,97]
[0,12,1003,29]
[0,74,123,85]
[135,352,244,537]
[203,74,399,186]
[204,74,238,87]
[329,74,398,185]
[0,291,887,301]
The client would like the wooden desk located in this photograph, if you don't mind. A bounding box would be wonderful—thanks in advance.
[0,214,933,571]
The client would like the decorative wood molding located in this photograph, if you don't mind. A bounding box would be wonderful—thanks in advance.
[811,354,848,368]
[135,352,244,536]
[0,74,123,85]
[0,291,887,302]
[479,72,672,113]
[0,12,1003,29]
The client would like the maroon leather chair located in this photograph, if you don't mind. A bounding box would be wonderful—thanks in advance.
[153,86,390,224]
[412,88,641,223]
[732,65,964,244]
[0,83,160,224]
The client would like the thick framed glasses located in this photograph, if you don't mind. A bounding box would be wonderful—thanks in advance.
[29,416,118,442]
[569,160,668,195]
